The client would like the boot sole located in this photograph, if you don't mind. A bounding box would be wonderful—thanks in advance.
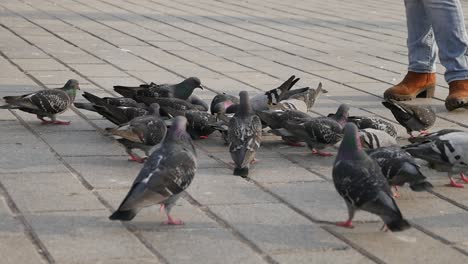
[384,85,435,101]
[445,98,468,111]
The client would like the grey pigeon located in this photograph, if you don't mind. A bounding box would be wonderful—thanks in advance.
[367,146,433,197]
[249,75,301,112]
[210,93,239,115]
[0,79,80,125]
[279,82,327,111]
[109,116,196,224]
[74,102,148,125]
[403,130,468,188]
[135,96,206,118]
[74,91,149,125]
[328,115,398,138]
[114,77,203,101]
[185,110,217,139]
[228,91,262,177]
[81,91,140,107]
[333,123,411,231]
[106,103,167,163]
[257,109,312,146]
[382,99,436,137]
[408,128,464,144]
[277,104,349,156]
[359,128,397,149]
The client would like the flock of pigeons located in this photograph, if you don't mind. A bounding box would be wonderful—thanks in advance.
[1,75,467,231]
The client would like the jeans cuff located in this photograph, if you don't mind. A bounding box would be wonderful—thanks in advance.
[445,71,468,83]
[407,67,436,73]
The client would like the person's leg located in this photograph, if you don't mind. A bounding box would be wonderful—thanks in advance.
[423,0,468,81]
[423,0,468,110]
[384,0,437,101]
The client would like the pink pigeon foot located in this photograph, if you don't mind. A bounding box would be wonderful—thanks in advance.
[336,219,354,228]
[163,214,184,225]
[460,173,468,183]
[418,130,429,136]
[250,158,259,164]
[198,136,209,139]
[392,186,401,198]
[448,177,464,188]
[380,224,389,232]
[312,149,334,156]
[128,154,145,163]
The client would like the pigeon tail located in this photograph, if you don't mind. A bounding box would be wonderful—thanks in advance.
[82,92,106,105]
[73,102,96,112]
[409,181,433,192]
[0,104,16,109]
[233,167,249,177]
[386,218,411,232]
[109,209,137,221]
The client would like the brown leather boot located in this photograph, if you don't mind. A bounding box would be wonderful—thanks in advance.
[384,71,436,101]
[446,80,468,111]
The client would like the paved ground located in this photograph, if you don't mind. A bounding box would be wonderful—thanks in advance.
[1,0,468,263]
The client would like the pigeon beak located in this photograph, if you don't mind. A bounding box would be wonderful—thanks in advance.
[76,84,81,90]
[198,84,205,90]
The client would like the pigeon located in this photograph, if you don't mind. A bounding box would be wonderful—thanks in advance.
[249,75,301,112]
[277,104,349,156]
[408,129,464,144]
[74,101,148,125]
[256,109,312,146]
[403,130,468,188]
[328,115,398,138]
[279,82,327,111]
[81,91,140,107]
[359,128,397,149]
[210,93,239,115]
[106,103,167,163]
[367,146,433,197]
[0,79,80,125]
[113,77,203,101]
[135,96,206,117]
[74,92,149,125]
[382,99,436,137]
[185,110,217,139]
[109,116,197,224]
[333,123,411,231]
[228,91,262,177]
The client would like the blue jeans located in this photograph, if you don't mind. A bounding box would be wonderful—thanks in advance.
[405,0,468,83]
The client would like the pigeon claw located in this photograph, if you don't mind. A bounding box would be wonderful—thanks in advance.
[53,120,71,125]
[312,149,334,156]
[392,186,401,198]
[336,220,354,228]
[164,215,184,225]
[460,173,468,183]
[128,154,145,163]
[448,178,464,188]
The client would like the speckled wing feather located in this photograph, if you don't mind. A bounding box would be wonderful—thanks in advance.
[3,89,71,115]
[228,115,262,168]
[185,110,217,139]
[135,97,203,117]
[302,118,343,150]
[113,82,172,98]
[382,100,435,133]
[359,128,397,149]
[340,116,398,138]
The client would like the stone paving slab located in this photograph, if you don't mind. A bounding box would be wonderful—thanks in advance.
[1,0,468,263]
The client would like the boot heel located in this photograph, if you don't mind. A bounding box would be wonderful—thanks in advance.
[416,85,435,98]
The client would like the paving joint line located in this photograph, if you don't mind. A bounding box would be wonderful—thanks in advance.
[0,180,55,264]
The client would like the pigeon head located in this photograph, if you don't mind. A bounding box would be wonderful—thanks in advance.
[166,116,194,147]
[336,123,366,161]
[174,77,203,99]
[64,79,80,90]
[334,104,350,126]
[212,100,235,114]
[238,91,251,116]
[62,79,80,101]
[148,103,161,116]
